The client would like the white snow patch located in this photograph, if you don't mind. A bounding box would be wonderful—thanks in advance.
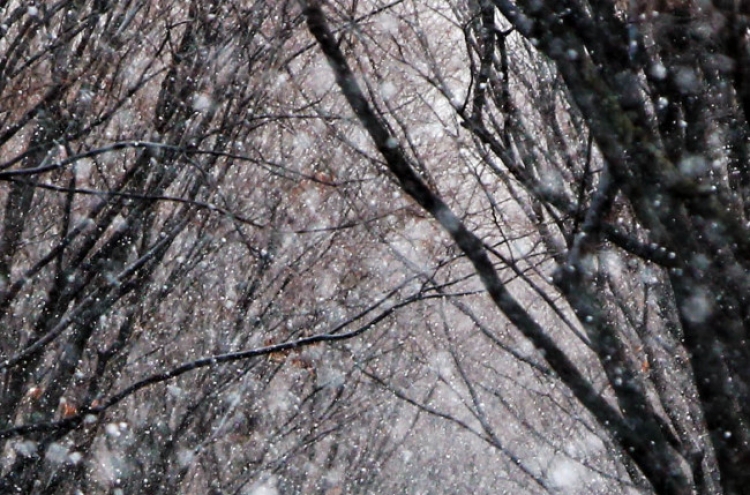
[548,457,585,490]
[268,391,294,413]
[317,365,345,388]
[247,477,278,495]
[674,66,700,95]
[640,265,660,285]
[650,62,667,80]
[177,448,195,468]
[380,81,398,101]
[76,159,93,180]
[45,442,69,465]
[517,338,537,359]
[14,440,37,457]
[601,250,624,279]
[682,286,713,323]
[429,351,454,379]
[691,253,711,271]
[111,214,128,233]
[379,14,400,35]
[105,423,121,437]
[274,72,288,88]
[192,93,213,113]
[293,132,312,155]
[679,154,709,178]
[93,447,126,486]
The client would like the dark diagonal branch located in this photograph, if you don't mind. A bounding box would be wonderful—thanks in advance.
[301,3,691,494]
[0,284,426,441]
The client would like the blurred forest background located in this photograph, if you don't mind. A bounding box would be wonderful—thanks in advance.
[1,1,750,494]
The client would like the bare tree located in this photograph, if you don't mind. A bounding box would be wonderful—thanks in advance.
[0,1,429,494]
[6,0,750,494]
[298,1,750,494]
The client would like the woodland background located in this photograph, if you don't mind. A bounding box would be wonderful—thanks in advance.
[1,1,749,494]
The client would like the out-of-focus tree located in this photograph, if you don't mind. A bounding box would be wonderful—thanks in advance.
[7,0,750,494]
[0,1,435,494]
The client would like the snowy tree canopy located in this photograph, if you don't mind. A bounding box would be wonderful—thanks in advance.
[1,1,749,494]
